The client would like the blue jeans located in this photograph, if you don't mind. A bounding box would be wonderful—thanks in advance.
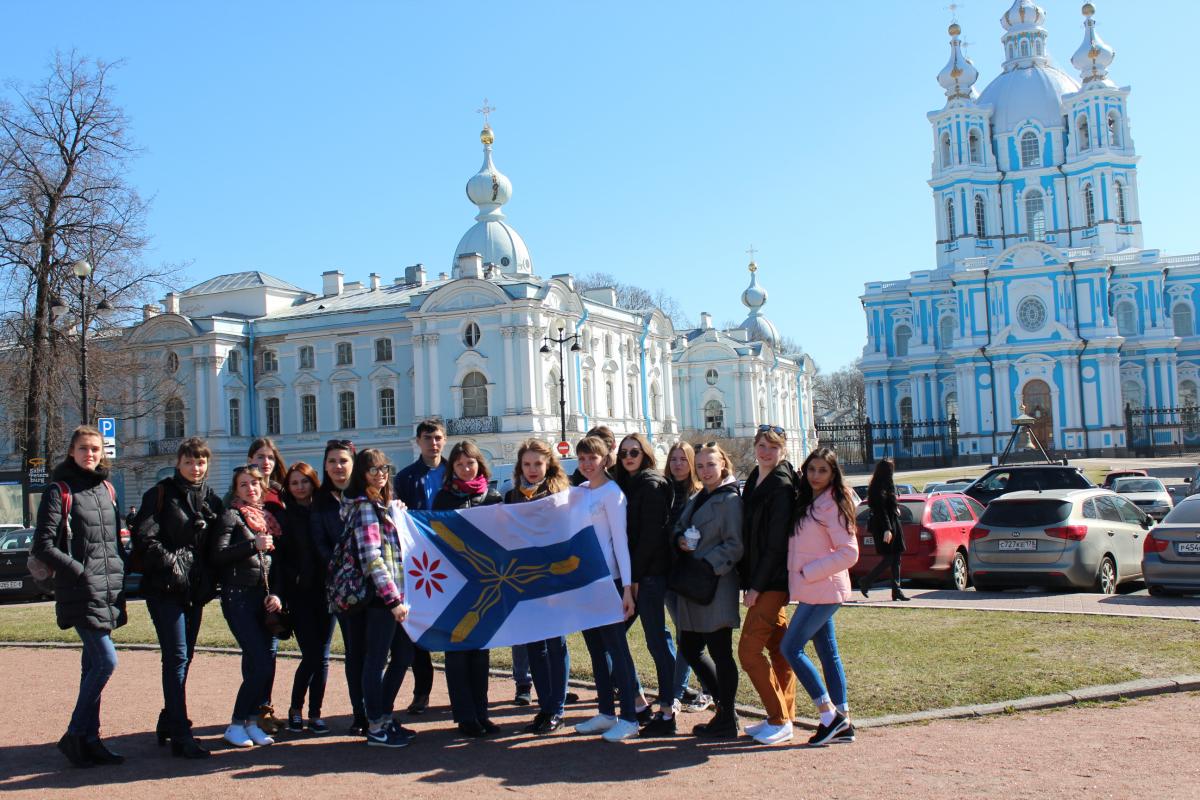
[582,619,639,721]
[525,636,569,716]
[337,611,366,720]
[511,644,532,689]
[220,586,278,722]
[781,603,847,707]
[290,591,334,717]
[362,606,401,723]
[146,596,203,736]
[635,575,679,706]
[69,627,118,738]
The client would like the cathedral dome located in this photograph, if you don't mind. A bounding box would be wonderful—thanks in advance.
[453,122,533,275]
[978,64,1079,134]
[736,261,781,349]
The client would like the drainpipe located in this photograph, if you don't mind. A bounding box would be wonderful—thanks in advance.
[576,308,590,433]
[980,268,999,455]
[1069,261,1092,455]
[639,315,653,444]
[997,169,1008,248]
[246,321,258,438]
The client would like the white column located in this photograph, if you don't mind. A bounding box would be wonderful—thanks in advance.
[411,336,426,420]
[426,334,441,418]
[502,326,516,414]
[192,357,207,436]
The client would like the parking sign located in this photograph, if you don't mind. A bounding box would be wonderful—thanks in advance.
[98,417,116,441]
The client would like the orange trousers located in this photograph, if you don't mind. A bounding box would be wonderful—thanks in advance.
[737,590,796,725]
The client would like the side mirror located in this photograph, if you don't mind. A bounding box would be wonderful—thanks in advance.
[1142,517,1154,530]
[1186,477,1193,484]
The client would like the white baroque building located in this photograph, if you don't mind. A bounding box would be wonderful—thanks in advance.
[861,1,1200,459]
[39,122,815,497]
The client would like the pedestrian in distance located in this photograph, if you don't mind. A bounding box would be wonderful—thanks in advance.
[859,458,909,601]
[737,424,801,746]
[672,442,744,739]
[133,436,222,759]
[32,425,128,768]
[210,464,283,748]
[782,447,860,747]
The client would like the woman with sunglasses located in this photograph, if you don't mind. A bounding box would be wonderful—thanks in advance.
[210,465,283,748]
[614,433,679,736]
[433,440,503,737]
[343,449,412,749]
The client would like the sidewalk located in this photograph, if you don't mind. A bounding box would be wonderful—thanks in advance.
[852,587,1200,620]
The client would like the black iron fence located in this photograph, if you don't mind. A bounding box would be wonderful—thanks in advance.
[1125,405,1200,457]
[814,416,958,471]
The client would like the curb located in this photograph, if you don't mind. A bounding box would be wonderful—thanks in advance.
[5,641,1197,730]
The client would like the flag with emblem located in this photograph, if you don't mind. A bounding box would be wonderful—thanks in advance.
[398,488,623,651]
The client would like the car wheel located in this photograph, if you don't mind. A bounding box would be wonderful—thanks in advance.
[1095,556,1117,595]
[947,551,970,591]
[1147,585,1172,598]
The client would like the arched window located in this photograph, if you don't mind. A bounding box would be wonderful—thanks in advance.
[1122,380,1143,410]
[374,338,393,362]
[974,195,987,238]
[1019,39,1029,58]
[301,394,317,433]
[650,382,662,420]
[298,346,314,370]
[1115,180,1128,224]
[265,397,281,435]
[378,388,396,427]
[338,391,356,429]
[1083,184,1096,228]
[1107,111,1122,147]
[1020,131,1040,168]
[627,383,637,416]
[945,197,957,239]
[1174,303,1194,338]
[461,371,488,418]
[945,391,959,420]
[228,398,241,437]
[1025,190,1046,241]
[940,132,952,168]
[336,342,353,366]
[1077,115,1090,151]
[582,377,592,416]
[968,130,982,164]
[1035,39,1044,56]
[1006,43,1015,60]
[704,400,725,431]
[1180,380,1198,409]
[899,397,913,424]
[1116,301,1137,337]
[894,325,912,357]
[940,316,956,348]
[164,398,185,439]
[605,381,615,417]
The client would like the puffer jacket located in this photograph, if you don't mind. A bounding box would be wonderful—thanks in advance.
[432,486,503,510]
[620,469,674,582]
[788,487,859,605]
[310,490,346,569]
[738,462,798,593]
[133,471,223,606]
[208,507,279,590]
[277,501,324,599]
[32,459,127,632]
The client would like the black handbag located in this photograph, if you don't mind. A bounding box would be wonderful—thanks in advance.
[668,554,719,605]
[258,552,293,640]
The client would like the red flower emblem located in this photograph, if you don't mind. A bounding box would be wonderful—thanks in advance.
[408,551,448,598]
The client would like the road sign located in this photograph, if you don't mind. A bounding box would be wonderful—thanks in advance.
[104,445,117,460]
[557,441,570,456]
[97,417,116,441]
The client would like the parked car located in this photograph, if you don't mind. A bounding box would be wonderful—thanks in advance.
[1101,469,1147,489]
[1182,465,1200,498]
[922,481,954,493]
[943,478,974,485]
[1110,477,1173,520]
[968,489,1149,594]
[850,492,984,590]
[962,465,1093,506]
[0,528,46,601]
[853,482,916,500]
[1142,495,1200,596]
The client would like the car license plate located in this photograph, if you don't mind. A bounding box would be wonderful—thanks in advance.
[0,580,21,590]
[863,536,875,546]
[998,539,1037,552]
[1177,542,1200,555]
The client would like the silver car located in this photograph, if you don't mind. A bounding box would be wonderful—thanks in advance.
[968,489,1150,594]
[1110,477,1173,521]
[1142,496,1200,596]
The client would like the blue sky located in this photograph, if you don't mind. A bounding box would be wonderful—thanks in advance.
[3,1,1197,371]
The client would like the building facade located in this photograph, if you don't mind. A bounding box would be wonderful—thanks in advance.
[861,1,1199,460]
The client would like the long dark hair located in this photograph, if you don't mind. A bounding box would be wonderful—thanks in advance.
[344,448,393,505]
[867,458,896,506]
[319,439,356,496]
[614,432,656,486]
[247,437,287,487]
[793,447,856,533]
[442,440,492,489]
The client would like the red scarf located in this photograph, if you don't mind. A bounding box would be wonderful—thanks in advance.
[232,498,282,539]
[452,475,489,496]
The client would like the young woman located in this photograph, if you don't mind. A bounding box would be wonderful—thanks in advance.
[210,465,282,748]
[276,461,335,734]
[672,442,744,739]
[737,425,799,745]
[614,433,679,736]
[245,437,287,733]
[781,447,861,747]
[308,438,368,734]
[573,435,641,743]
[433,440,504,737]
[860,458,909,601]
[33,425,128,767]
[665,442,712,713]
[503,439,572,734]
[135,436,222,759]
[342,448,412,749]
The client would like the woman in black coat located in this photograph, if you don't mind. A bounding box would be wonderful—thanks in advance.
[432,440,502,737]
[859,459,909,601]
[32,425,127,767]
[134,436,222,758]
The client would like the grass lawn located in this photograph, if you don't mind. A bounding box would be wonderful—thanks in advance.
[4,600,1198,718]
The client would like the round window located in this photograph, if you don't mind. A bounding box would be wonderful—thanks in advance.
[1017,297,1047,332]
[500,256,510,267]
[167,352,179,373]
[705,368,718,386]
[463,322,481,348]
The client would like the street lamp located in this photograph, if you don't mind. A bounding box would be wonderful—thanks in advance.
[51,260,113,424]
[539,321,581,445]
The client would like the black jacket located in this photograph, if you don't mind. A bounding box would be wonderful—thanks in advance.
[737,462,799,593]
[133,471,223,606]
[619,469,674,582]
[208,508,280,591]
[503,482,554,504]
[32,459,127,632]
[432,486,503,511]
[867,486,906,555]
[668,479,697,530]
[309,491,346,570]
[276,501,325,600]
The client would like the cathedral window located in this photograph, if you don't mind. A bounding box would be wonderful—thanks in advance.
[899,397,914,424]
[940,133,952,168]
[1077,115,1090,151]
[299,346,314,370]
[940,316,956,348]
[338,391,357,429]
[1025,190,1046,241]
[374,338,393,362]
[1107,112,1122,147]
[379,388,396,427]
[461,372,488,418]
[228,398,241,437]
[301,394,317,432]
[167,352,179,373]
[1115,181,1128,224]
[1115,302,1138,337]
[1019,40,1029,59]
[463,322,481,349]
[705,368,718,386]
[704,400,725,431]
[651,383,662,420]
[944,392,958,421]
[974,195,987,238]
[604,335,612,358]
[265,397,281,435]
[605,381,615,417]
[968,130,982,164]
[1020,132,1040,168]
[1174,303,1194,338]
[894,325,912,357]
[164,398,185,439]
[627,383,637,416]
[228,349,241,374]
[1083,184,1097,228]
[1122,380,1143,410]
[582,377,592,416]
[261,350,278,373]
[336,342,353,366]
[1181,380,1198,409]
[945,197,957,239]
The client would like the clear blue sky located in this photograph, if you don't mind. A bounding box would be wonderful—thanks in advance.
[4,1,1197,372]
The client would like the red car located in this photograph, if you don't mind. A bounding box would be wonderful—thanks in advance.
[850,493,985,591]
[1101,469,1147,489]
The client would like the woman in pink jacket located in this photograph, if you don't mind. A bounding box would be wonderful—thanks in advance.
[781,447,860,747]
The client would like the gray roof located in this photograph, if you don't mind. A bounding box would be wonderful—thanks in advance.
[183,271,310,296]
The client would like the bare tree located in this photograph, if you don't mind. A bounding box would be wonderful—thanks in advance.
[574,272,692,330]
[812,362,867,422]
[0,52,177,463]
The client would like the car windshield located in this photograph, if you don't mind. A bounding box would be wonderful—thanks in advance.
[0,530,33,550]
[979,499,1072,527]
[1112,478,1164,493]
[855,501,926,527]
[1162,501,1200,524]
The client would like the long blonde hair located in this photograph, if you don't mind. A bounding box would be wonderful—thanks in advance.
[666,441,701,495]
[513,439,570,494]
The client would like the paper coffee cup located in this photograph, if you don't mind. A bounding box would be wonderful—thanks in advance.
[684,527,701,549]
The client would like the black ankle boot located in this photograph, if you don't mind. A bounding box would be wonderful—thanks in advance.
[156,709,169,746]
[85,738,125,765]
[892,589,910,601]
[57,734,93,768]
[170,733,210,759]
[858,579,870,598]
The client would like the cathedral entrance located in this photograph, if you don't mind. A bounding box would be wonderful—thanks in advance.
[1022,380,1053,449]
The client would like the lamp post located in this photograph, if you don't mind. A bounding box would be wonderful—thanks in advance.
[539,321,581,445]
[50,260,113,424]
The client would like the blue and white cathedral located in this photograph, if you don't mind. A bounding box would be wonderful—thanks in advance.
[861,0,1200,458]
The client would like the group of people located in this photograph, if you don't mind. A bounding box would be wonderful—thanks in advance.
[32,416,868,767]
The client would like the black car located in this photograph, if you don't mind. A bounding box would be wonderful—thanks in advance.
[962,465,1093,505]
[0,528,47,601]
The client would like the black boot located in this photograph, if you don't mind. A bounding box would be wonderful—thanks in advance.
[84,738,125,765]
[56,734,94,768]
[169,730,210,760]
[892,588,911,601]
[156,709,170,746]
[858,578,870,598]
[692,707,739,739]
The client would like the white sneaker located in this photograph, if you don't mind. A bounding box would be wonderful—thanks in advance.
[744,720,768,737]
[574,713,617,734]
[753,721,794,746]
[223,723,253,747]
[244,722,275,746]
[601,719,640,742]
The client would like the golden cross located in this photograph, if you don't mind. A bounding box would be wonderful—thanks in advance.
[476,98,495,127]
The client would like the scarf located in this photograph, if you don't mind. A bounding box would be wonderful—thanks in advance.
[452,475,489,496]
[517,475,545,500]
[232,498,282,539]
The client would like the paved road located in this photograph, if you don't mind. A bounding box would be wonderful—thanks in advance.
[854,587,1200,621]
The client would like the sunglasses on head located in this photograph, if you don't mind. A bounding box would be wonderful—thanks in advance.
[232,464,257,475]
[757,424,786,436]
[618,447,642,460]
[326,438,356,453]
[702,441,718,449]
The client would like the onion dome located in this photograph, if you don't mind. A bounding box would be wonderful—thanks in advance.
[1071,3,1116,87]
[736,260,781,349]
[453,123,533,275]
[937,22,980,103]
[999,0,1051,70]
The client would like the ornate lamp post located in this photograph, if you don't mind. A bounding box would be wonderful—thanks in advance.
[540,321,581,445]
[50,259,113,424]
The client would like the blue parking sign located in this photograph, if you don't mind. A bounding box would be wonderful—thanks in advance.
[98,417,116,440]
